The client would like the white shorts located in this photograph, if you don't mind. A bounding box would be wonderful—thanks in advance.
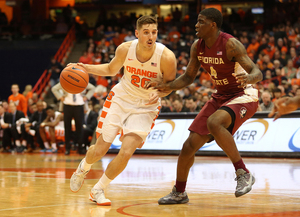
[96,83,160,144]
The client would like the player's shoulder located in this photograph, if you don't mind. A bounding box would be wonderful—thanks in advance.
[118,40,133,50]
[161,46,176,62]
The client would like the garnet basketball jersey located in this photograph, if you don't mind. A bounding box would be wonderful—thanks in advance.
[121,39,164,99]
[197,32,252,95]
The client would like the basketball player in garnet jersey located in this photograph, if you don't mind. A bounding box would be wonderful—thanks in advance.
[146,8,263,204]
[69,15,176,205]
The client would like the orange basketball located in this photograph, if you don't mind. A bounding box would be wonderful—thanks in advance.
[60,64,89,94]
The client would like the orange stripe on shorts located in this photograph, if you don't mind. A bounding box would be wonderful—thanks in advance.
[96,132,101,139]
[101,110,107,118]
[98,121,103,128]
[104,101,111,108]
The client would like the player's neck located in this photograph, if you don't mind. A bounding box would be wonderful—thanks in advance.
[136,43,156,63]
[205,30,221,49]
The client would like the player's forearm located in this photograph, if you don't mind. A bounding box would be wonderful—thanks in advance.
[169,74,194,91]
[84,64,117,77]
[247,68,263,84]
[158,90,172,98]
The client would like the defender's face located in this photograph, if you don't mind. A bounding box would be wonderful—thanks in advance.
[136,24,158,49]
[195,14,213,39]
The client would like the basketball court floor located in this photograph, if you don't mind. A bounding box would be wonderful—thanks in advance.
[0,152,300,217]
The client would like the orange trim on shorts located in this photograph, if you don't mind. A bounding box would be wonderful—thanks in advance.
[98,121,103,128]
[151,123,155,129]
[96,132,101,139]
[104,101,111,108]
[101,110,107,118]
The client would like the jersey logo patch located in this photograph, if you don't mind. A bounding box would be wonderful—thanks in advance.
[239,107,247,119]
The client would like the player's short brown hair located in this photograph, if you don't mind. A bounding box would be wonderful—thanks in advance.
[136,15,157,30]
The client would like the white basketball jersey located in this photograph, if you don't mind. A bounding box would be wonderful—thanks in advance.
[120,39,165,99]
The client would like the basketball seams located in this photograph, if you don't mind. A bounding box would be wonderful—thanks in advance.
[63,69,88,85]
[60,75,86,90]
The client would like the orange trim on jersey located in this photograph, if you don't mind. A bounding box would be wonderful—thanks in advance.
[101,110,107,118]
[96,132,101,139]
[104,101,111,108]
[98,121,103,129]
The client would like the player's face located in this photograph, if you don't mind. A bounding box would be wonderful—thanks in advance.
[136,24,158,49]
[195,14,214,40]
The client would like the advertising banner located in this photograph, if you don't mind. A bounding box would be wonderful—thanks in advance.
[110,117,300,153]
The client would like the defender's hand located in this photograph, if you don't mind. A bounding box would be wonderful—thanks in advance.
[268,97,297,121]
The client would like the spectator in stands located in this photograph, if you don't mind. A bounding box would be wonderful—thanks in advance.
[32,93,39,104]
[290,47,300,68]
[48,56,64,87]
[8,101,27,153]
[276,38,288,54]
[102,52,111,64]
[168,26,181,42]
[52,82,95,155]
[27,100,37,119]
[0,104,12,152]
[246,36,260,57]
[93,25,105,44]
[119,28,128,42]
[8,84,27,116]
[172,98,189,113]
[0,8,8,26]
[281,59,297,80]
[172,7,182,22]
[272,88,282,102]
[2,100,9,112]
[258,91,274,111]
[39,105,63,153]
[25,100,47,152]
[257,37,268,55]
[23,84,33,103]
[185,96,201,112]
[112,32,123,47]
[160,98,172,113]
[104,26,115,41]
[124,31,136,42]
[79,51,92,64]
[80,101,98,154]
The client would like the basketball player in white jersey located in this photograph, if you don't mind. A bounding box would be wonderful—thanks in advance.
[69,15,177,205]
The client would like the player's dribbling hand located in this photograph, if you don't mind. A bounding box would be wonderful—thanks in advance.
[232,72,248,88]
[145,90,159,105]
[268,97,298,121]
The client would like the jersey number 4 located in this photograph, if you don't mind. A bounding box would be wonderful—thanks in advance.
[131,75,151,88]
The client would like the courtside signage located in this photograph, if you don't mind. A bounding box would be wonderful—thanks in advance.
[110,118,300,152]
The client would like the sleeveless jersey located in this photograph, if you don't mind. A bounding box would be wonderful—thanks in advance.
[197,32,252,95]
[120,39,165,99]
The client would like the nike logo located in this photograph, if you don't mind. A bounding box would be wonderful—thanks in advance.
[199,52,204,55]
[72,66,84,72]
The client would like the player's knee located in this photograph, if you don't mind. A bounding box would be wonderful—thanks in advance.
[207,115,221,134]
[118,150,133,162]
[181,139,197,155]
